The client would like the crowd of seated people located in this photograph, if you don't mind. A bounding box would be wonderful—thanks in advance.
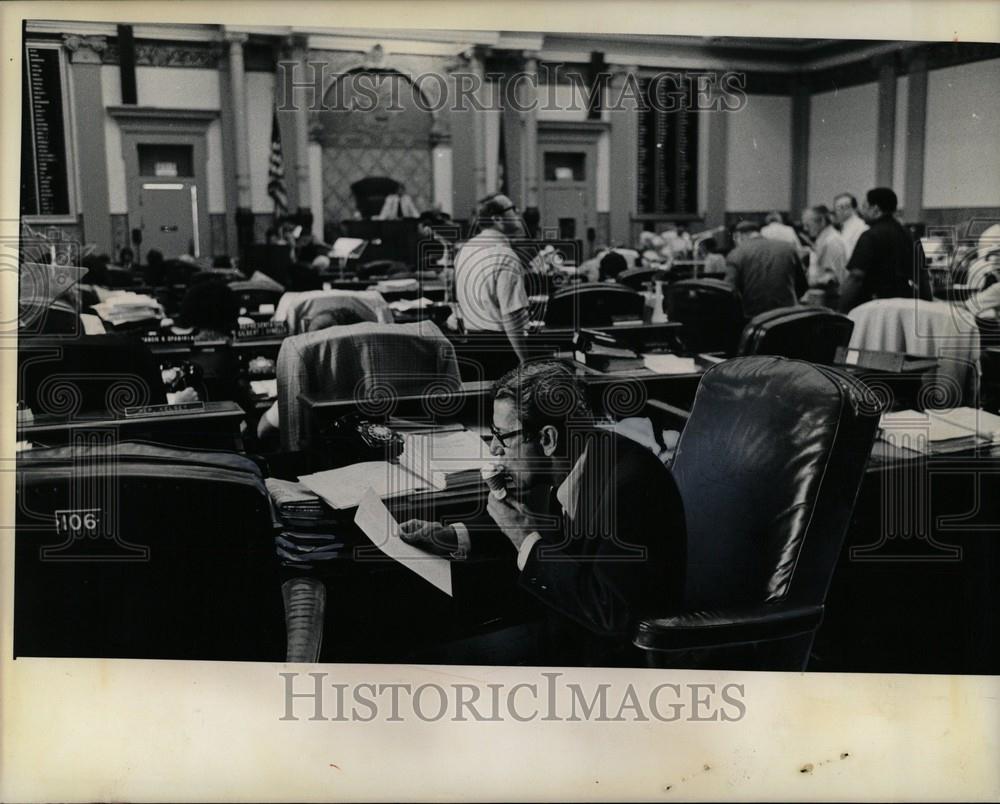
[18,184,990,457]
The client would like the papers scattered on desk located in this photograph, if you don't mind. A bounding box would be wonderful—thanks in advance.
[641,353,698,374]
[878,407,1000,454]
[92,292,164,326]
[298,461,435,510]
[355,489,452,596]
[298,428,490,510]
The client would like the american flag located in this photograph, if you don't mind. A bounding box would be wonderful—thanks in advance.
[267,112,288,213]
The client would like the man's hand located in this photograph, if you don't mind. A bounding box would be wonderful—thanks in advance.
[399,519,459,556]
[486,495,551,551]
[166,387,200,404]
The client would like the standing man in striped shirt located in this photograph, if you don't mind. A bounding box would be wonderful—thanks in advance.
[454,193,531,363]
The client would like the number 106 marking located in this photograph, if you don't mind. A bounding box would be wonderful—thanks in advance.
[53,508,101,538]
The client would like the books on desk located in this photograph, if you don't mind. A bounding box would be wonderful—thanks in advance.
[298,428,490,509]
[265,477,343,567]
[575,341,645,372]
[878,407,1000,454]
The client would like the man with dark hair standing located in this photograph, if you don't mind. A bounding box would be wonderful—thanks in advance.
[833,192,869,258]
[838,187,933,313]
[454,193,531,362]
[724,220,807,318]
[400,360,686,665]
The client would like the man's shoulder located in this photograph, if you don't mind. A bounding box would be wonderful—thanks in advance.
[582,429,675,483]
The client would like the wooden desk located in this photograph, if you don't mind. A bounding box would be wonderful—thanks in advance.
[446,322,685,380]
[815,439,1000,674]
[299,365,703,450]
[18,400,246,451]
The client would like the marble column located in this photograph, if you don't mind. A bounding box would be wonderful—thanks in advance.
[289,35,313,231]
[607,64,639,246]
[63,34,113,255]
[225,31,254,258]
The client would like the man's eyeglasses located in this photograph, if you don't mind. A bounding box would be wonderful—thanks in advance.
[495,204,517,215]
[489,424,530,449]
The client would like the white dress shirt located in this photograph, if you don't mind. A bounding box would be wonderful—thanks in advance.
[761,221,801,248]
[839,214,869,259]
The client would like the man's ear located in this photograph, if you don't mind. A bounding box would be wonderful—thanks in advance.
[539,424,560,457]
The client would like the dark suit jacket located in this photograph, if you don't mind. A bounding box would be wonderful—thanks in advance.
[840,215,933,311]
[513,429,687,663]
[724,237,807,318]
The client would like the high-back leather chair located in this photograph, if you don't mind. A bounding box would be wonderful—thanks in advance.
[18,334,166,418]
[15,442,283,660]
[738,306,855,364]
[350,176,402,219]
[543,284,645,329]
[276,321,461,451]
[634,356,879,670]
[663,278,745,355]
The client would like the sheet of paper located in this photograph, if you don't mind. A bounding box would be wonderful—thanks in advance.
[641,353,698,374]
[354,488,452,596]
[298,461,432,509]
[330,237,366,259]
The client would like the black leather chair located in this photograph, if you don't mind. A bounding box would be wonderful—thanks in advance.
[543,284,645,329]
[738,306,855,365]
[663,278,745,355]
[616,266,670,291]
[14,442,284,660]
[634,356,880,670]
[350,176,402,219]
[18,334,166,417]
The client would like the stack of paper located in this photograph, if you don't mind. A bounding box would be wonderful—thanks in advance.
[249,379,277,399]
[641,353,699,374]
[929,407,1000,442]
[298,461,435,510]
[397,430,492,490]
[879,409,983,454]
[92,292,164,326]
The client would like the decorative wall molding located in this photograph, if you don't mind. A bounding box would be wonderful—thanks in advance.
[107,106,219,134]
[102,41,224,69]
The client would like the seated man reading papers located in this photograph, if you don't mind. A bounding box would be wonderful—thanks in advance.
[400,360,687,666]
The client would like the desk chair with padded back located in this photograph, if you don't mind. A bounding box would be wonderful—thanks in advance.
[15,442,283,660]
[276,320,462,452]
[738,306,855,364]
[543,284,645,329]
[634,356,880,670]
[273,289,394,334]
[663,278,745,355]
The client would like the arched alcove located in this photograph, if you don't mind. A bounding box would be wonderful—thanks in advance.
[314,68,435,222]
